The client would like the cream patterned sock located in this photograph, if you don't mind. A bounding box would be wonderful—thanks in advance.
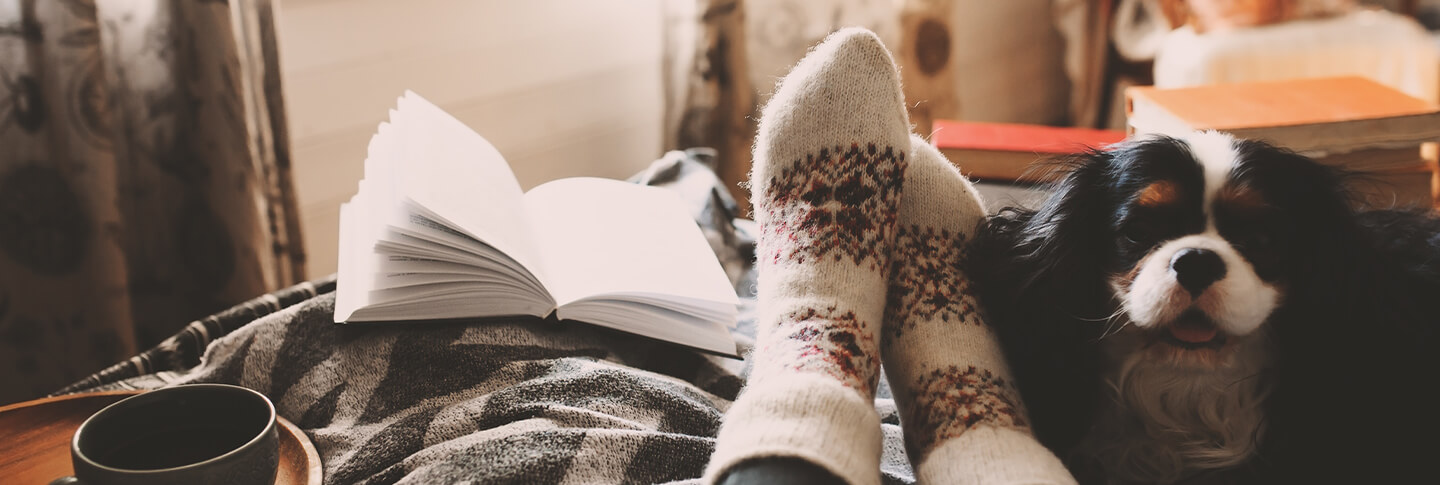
[880,137,1076,484]
[704,28,910,485]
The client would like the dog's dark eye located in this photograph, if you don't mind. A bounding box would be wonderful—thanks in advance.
[1238,232,1272,250]
[1224,225,1289,281]
[1120,223,1157,248]
[1232,230,1285,257]
[1118,205,1193,251]
[1226,216,1287,251]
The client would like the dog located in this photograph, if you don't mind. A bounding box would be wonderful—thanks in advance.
[968,131,1440,484]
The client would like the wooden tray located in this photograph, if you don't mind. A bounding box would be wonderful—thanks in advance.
[0,390,322,484]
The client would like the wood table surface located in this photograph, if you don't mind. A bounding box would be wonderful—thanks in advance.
[0,390,322,484]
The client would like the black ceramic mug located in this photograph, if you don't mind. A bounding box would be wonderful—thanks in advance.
[50,384,279,485]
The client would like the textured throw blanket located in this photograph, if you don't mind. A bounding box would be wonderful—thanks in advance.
[58,150,917,484]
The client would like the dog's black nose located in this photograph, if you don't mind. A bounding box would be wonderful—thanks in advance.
[1171,248,1226,296]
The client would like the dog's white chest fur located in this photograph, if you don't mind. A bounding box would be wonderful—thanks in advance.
[1078,333,1271,484]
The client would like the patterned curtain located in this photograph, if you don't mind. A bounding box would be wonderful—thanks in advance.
[0,0,303,405]
[662,0,962,213]
[661,0,757,214]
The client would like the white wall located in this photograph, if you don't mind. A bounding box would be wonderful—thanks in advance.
[278,0,667,278]
[277,0,1073,278]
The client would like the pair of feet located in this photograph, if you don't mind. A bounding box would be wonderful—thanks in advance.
[704,29,1075,485]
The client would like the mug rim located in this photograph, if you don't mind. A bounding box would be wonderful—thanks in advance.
[69,383,277,475]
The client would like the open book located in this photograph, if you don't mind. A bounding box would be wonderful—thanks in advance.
[334,92,740,356]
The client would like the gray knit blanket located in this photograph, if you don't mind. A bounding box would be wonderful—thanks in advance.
[58,150,916,484]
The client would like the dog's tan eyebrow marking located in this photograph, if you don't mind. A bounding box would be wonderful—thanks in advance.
[1135,180,1180,208]
[1218,186,1269,214]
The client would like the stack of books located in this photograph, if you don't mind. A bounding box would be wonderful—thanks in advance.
[1126,76,1440,208]
[930,120,1127,183]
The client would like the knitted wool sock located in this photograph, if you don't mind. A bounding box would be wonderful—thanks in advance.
[880,137,1076,484]
[705,28,910,485]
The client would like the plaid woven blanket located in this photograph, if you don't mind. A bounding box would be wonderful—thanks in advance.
[58,150,917,484]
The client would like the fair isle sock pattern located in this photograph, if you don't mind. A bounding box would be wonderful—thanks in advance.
[754,143,905,395]
[880,138,1072,484]
[765,304,879,393]
[760,143,905,271]
[903,364,1026,457]
[885,223,980,340]
[705,28,911,485]
[710,28,1075,485]
[885,217,1027,458]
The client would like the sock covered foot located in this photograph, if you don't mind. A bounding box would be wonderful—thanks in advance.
[705,28,910,485]
[880,137,1076,484]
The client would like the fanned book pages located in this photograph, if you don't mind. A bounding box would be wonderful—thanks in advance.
[334,92,741,357]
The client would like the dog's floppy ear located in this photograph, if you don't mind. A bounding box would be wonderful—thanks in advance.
[1229,140,1440,480]
[1229,140,1369,305]
[977,147,1117,312]
[969,148,1116,455]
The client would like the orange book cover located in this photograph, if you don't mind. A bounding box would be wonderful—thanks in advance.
[1126,77,1440,155]
[1126,76,1437,131]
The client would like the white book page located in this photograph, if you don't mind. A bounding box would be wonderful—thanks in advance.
[391,92,549,287]
[347,290,554,323]
[556,300,737,356]
[336,126,402,322]
[334,199,370,321]
[522,178,740,310]
[337,93,555,322]
[336,134,417,322]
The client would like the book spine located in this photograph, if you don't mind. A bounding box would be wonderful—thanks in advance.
[1125,90,1194,140]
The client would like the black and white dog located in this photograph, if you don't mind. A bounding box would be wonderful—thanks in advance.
[970,131,1440,484]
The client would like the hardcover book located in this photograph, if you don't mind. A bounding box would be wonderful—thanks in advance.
[1125,76,1440,157]
[931,120,1126,182]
